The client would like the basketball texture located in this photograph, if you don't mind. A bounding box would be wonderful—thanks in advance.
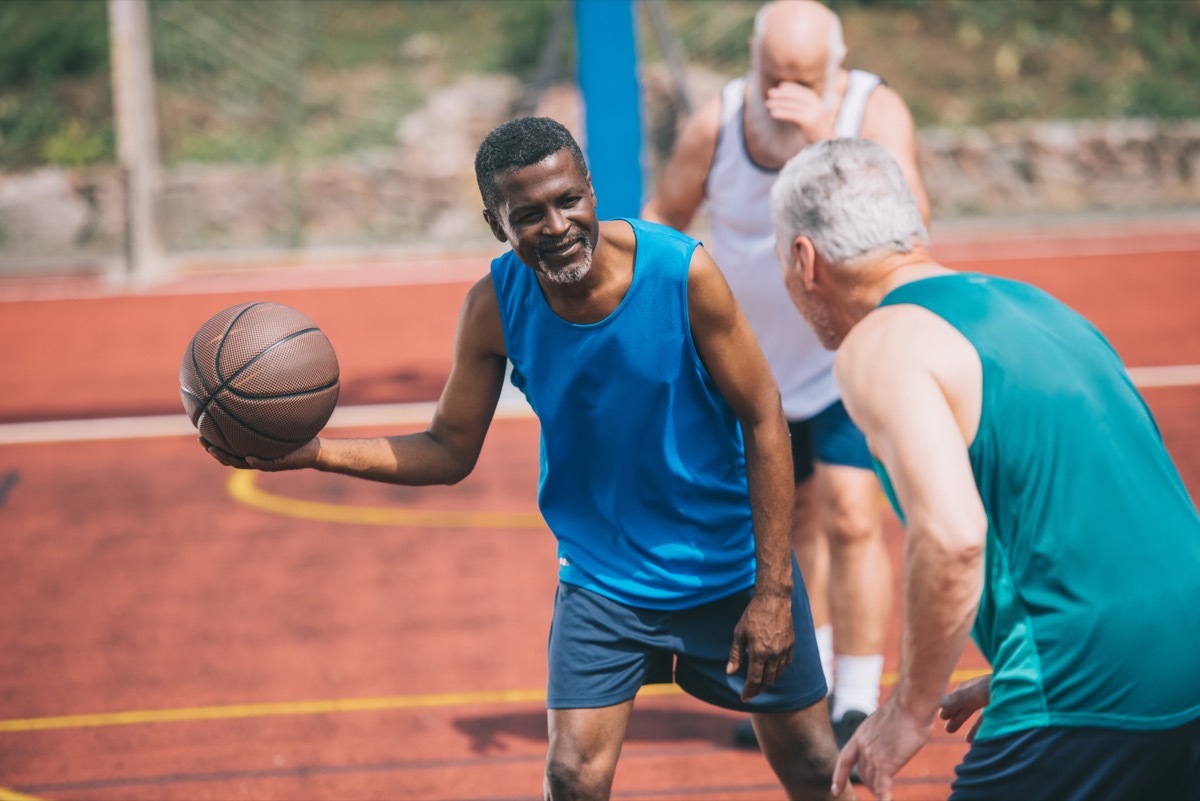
[180,302,340,459]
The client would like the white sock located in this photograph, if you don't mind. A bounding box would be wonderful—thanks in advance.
[814,625,834,695]
[830,654,884,722]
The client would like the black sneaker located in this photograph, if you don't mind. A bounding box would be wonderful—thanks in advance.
[732,718,760,749]
[832,709,869,783]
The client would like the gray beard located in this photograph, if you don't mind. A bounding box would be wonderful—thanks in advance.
[537,236,594,285]
[744,74,840,167]
[745,88,810,166]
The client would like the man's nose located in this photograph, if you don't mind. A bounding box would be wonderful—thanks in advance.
[542,207,570,237]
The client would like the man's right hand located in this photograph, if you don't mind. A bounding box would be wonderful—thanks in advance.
[201,437,319,472]
[764,81,835,143]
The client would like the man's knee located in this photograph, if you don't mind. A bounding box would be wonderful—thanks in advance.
[544,751,617,801]
[777,743,835,791]
[826,500,881,546]
[755,708,842,795]
[820,471,882,547]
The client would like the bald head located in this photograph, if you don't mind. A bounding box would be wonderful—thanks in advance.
[751,1,846,100]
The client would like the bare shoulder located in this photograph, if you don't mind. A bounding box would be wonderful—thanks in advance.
[836,302,980,422]
[460,273,507,357]
[675,94,723,155]
[835,306,915,390]
[600,218,638,254]
[685,245,736,324]
[464,272,499,310]
[686,243,725,290]
[863,84,916,127]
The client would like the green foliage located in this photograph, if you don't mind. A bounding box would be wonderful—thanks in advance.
[41,118,113,167]
[0,0,109,87]
[0,0,113,167]
[0,0,1198,168]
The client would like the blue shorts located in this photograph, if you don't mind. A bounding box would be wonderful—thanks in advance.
[789,400,872,483]
[949,717,1200,801]
[546,559,827,712]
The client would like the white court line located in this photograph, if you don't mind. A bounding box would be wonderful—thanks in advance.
[1126,364,1200,388]
[0,395,535,446]
[933,239,1200,262]
[1,366,1198,446]
[3,226,1199,302]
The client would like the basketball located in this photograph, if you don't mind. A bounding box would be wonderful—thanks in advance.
[180,302,340,459]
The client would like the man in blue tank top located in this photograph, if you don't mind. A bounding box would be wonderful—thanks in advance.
[202,117,853,800]
[769,137,1200,801]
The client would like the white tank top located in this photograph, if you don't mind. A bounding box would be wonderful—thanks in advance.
[705,70,882,420]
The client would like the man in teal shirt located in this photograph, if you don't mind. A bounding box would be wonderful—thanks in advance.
[769,137,1200,801]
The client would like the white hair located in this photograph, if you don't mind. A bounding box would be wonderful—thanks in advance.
[824,14,846,105]
[770,138,929,265]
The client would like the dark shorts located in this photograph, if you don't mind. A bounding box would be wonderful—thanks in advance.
[789,400,873,483]
[949,717,1200,801]
[545,559,827,712]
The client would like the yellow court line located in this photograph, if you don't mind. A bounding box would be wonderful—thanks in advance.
[227,470,546,529]
[0,669,991,734]
[0,789,41,801]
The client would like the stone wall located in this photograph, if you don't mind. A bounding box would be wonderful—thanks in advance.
[1,75,1198,270]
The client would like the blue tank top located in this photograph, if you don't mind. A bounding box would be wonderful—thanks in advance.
[875,273,1200,737]
[490,218,757,609]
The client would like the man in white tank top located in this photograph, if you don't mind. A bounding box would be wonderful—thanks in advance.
[643,0,930,760]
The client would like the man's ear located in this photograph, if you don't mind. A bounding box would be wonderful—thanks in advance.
[482,209,508,244]
[791,235,819,292]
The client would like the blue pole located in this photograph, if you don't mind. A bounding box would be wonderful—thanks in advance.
[573,0,644,219]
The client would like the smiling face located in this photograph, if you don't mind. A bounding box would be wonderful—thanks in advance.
[484,149,599,286]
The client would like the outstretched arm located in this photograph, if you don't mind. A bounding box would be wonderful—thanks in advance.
[206,276,510,487]
[641,97,721,232]
[685,245,796,701]
[829,305,987,800]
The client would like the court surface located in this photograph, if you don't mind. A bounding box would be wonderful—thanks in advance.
[2,217,1198,800]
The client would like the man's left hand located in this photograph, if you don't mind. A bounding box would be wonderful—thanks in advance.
[726,591,794,701]
[832,697,931,801]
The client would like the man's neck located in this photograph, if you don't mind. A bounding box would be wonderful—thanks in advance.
[537,220,634,325]
[869,248,950,304]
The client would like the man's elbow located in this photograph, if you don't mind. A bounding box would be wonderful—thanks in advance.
[641,199,690,232]
[640,201,668,227]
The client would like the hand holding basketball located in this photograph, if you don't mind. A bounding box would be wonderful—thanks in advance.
[201,435,319,471]
[181,302,340,461]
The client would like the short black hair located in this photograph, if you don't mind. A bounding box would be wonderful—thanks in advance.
[474,116,590,212]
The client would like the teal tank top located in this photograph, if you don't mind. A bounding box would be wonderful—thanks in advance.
[875,273,1200,738]
[489,218,756,610]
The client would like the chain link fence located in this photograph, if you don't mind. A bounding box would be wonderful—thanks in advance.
[1,0,1198,274]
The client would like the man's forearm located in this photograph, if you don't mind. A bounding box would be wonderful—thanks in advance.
[314,432,472,486]
[741,417,796,596]
[895,522,984,722]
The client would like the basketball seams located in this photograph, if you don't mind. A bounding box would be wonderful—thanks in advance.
[214,302,266,386]
[207,393,319,448]
[222,376,340,401]
[186,334,214,423]
[181,301,340,459]
[217,326,323,397]
[188,301,258,423]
